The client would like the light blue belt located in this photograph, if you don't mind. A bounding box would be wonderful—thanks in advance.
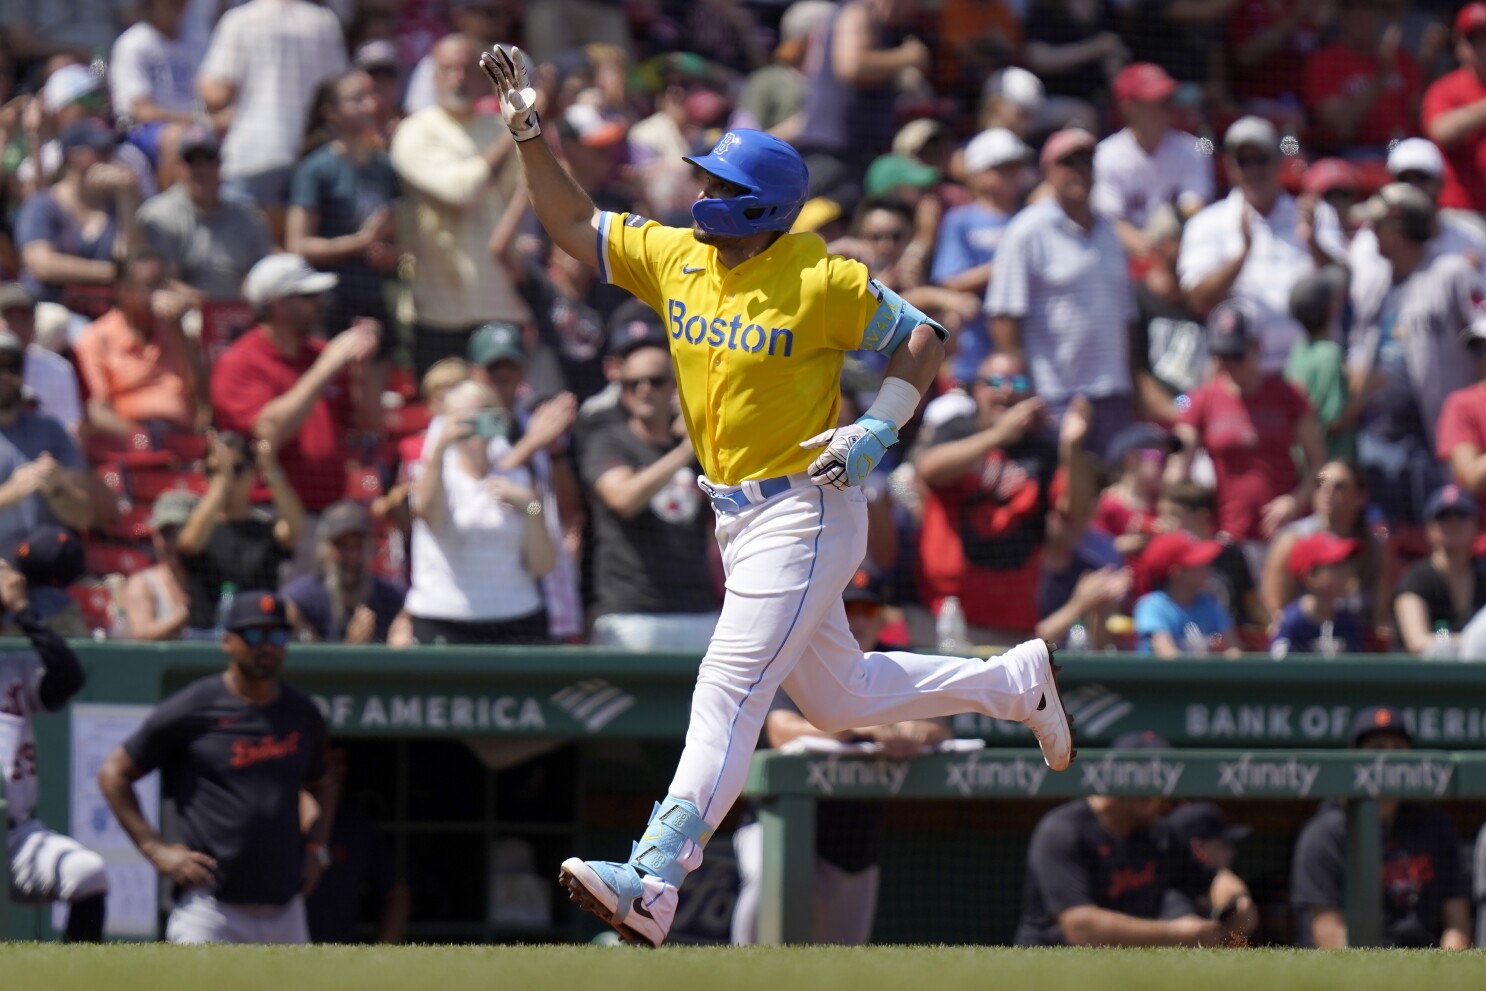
[699,472,812,513]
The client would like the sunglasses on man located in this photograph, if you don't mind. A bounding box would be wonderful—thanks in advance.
[979,373,1031,393]
[237,626,290,647]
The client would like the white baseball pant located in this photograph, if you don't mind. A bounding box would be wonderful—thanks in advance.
[671,481,1047,829]
[8,818,109,903]
[165,889,308,944]
[730,819,879,945]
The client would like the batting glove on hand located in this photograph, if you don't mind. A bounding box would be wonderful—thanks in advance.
[479,45,541,142]
[800,415,899,489]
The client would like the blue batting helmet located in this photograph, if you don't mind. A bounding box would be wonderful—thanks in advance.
[683,129,809,237]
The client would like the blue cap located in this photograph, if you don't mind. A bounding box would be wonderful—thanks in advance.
[1423,484,1479,522]
[684,129,810,237]
[1105,422,1180,464]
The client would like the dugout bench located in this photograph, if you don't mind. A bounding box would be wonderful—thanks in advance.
[744,748,1486,946]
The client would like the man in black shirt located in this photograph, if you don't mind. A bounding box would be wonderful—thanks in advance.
[1291,705,1472,949]
[580,330,719,651]
[1016,732,1258,946]
[98,591,333,943]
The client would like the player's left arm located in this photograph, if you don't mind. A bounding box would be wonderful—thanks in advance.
[803,270,947,488]
[0,560,83,710]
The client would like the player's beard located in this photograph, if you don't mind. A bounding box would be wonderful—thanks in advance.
[239,648,283,681]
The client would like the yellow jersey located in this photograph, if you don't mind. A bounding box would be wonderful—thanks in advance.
[598,211,891,486]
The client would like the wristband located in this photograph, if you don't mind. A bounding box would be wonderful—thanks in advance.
[862,377,922,431]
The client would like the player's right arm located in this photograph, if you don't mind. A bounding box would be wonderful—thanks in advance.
[479,46,602,270]
[98,745,218,888]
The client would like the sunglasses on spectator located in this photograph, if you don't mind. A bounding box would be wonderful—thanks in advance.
[183,150,220,165]
[237,626,290,647]
[1394,170,1434,186]
[1234,153,1273,170]
[979,373,1031,393]
[621,374,673,391]
[863,229,908,244]
[0,357,22,376]
[1322,189,1358,206]
[1055,151,1094,169]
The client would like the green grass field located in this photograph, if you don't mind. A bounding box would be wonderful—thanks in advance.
[2,945,1485,991]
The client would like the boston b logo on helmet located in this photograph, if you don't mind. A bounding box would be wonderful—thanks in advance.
[684,129,810,238]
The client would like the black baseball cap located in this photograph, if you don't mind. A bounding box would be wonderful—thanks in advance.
[1350,705,1413,747]
[9,525,86,588]
[224,590,289,631]
[607,299,668,359]
[1206,301,1255,358]
[1165,801,1252,843]
[842,567,888,605]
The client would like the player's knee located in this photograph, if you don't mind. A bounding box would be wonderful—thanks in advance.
[59,848,109,901]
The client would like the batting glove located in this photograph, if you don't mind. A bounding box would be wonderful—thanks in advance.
[479,45,541,142]
[800,415,899,490]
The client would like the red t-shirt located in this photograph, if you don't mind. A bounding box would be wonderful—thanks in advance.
[1422,68,1486,211]
[1093,491,1157,541]
[210,327,352,512]
[1435,383,1486,535]
[1227,0,1326,103]
[1303,44,1420,148]
[918,418,1065,633]
[1181,375,1311,542]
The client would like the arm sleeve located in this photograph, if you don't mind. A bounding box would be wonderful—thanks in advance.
[388,118,493,207]
[1133,594,1174,636]
[1169,830,1219,900]
[12,194,54,250]
[210,351,271,434]
[122,689,199,774]
[1181,144,1214,205]
[930,211,972,282]
[45,416,83,468]
[822,257,948,352]
[72,325,110,403]
[1027,813,1098,914]
[597,211,684,312]
[22,606,84,711]
[1421,77,1463,128]
[985,218,1031,318]
[1291,812,1347,909]
[197,9,244,85]
[109,29,152,114]
[288,156,321,211]
[1090,144,1123,219]
[1436,392,1473,462]
[577,424,632,490]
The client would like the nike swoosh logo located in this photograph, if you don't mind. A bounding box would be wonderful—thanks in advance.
[682,264,705,274]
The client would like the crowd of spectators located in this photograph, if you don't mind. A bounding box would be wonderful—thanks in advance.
[4,0,1486,658]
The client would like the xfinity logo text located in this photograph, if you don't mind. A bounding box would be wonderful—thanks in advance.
[805,755,911,796]
[1217,755,1320,797]
[1081,754,1186,796]
[944,755,1048,797]
[1353,756,1453,798]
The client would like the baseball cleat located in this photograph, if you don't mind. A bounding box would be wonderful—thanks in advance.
[1024,638,1076,771]
[558,857,676,948]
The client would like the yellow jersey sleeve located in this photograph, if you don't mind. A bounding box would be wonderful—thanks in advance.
[821,253,949,354]
[597,211,692,311]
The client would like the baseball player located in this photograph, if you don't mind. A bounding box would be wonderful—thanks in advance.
[479,46,1074,948]
[2,532,108,941]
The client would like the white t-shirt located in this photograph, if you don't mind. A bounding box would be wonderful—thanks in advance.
[24,344,82,433]
[1091,128,1213,230]
[197,0,347,178]
[1178,189,1346,373]
[406,433,545,623]
[110,20,207,118]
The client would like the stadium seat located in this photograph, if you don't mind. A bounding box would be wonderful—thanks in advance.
[84,539,154,579]
[129,468,206,504]
[161,432,210,463]
[104,504,153,542]
[347,464,384,502]
[68,582,114,634]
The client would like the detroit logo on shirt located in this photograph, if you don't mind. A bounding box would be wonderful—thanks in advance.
[665,299,795,357]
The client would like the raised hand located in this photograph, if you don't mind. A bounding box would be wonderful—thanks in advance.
[479,46,542,142]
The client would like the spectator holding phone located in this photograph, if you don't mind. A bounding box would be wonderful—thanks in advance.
[176,432,306,639]
[407,380,555,645]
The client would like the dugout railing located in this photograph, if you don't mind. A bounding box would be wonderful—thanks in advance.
[743,748,1486,947]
